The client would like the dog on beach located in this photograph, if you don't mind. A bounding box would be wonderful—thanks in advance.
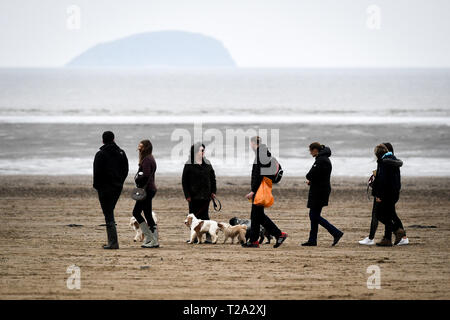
[129,211,158,242]
[217,222,247,244]
[184,213,219,244]
[229,217,273,244]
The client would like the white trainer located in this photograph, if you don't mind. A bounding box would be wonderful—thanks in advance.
[397,237,409,246]
[358,237,375,245]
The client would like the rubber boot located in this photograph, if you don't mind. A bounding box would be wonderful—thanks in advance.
[149,225,160,248]
[139,222,153,248]
[103,222,119,249]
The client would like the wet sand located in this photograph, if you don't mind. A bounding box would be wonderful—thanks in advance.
[0,175,449,299]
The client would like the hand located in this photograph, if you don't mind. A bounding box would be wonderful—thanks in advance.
[246,192,254,200]
[186,197,191,202]
[376,197,382,203]
[306,180,311,185]
[211,193,216,199]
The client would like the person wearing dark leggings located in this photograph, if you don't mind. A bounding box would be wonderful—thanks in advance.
[133,139,159,248]
[242,136,287,248]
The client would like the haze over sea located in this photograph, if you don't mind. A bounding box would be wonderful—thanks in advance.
[0,68,449,177]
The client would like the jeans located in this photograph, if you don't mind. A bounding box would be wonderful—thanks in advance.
[308,206,341,243]
[132,189,157,229]
[249,203,281,243]
[189,199,211,220]
[375,200,404,241]
[98,187,122,225]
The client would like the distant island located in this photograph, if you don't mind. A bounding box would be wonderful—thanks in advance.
[66,30,236,67]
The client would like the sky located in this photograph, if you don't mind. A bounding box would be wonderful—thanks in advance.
[0,0,449,68]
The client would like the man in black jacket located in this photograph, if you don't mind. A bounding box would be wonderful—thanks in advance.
[242,136,287,248]
[302,142,343,247]
[93,131,129,249]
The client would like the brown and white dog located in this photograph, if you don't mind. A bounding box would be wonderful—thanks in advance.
[184,213,219,244]
[217,222,247,244]
[129,211,158,242]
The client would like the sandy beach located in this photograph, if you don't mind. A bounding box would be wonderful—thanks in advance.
[0,175,449,300]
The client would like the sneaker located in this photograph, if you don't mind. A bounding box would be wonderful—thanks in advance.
[242,241,260,248]
[332,232,344,246]
[376,238,393,247]
[359,237,375,246]
[273,232,288,248]
[394,228,406,245]
[301,241,317,246]
[396,237,409,246]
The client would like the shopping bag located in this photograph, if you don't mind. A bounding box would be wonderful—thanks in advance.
[253,177,274,208]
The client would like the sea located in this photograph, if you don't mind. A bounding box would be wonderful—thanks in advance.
[0,68,449,177]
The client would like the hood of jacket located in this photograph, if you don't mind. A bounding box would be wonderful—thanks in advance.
[317,146,331,158]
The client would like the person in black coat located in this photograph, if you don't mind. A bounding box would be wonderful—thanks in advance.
[371,144,406,246]
[302,142,343,246]
[182,142,217,243]
[242,136,287,248]
[93,131,129,249]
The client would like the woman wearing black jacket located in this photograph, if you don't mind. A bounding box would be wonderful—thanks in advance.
[302,142,343,246]
[182,142,217,243]
[372,144,406,246]
[133,139,159,248]
[242,136,287,248]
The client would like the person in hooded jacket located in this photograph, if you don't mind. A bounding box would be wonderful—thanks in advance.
[242,136,288,248]
[371,144,406,246]
[302,142,343,247]
[182,142,217,243]
[93,131,129,249]
[359,142,409,246]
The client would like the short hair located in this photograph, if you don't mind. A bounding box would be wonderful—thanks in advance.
[374,144,389,159]
[309,142,322,151]
[382,142,394,153]
[251,136,261,146]
[102,131,115,144]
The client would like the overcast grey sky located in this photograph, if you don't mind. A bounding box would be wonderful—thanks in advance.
[1,0,449,67]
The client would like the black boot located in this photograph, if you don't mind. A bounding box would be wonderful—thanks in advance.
[103,222,119,249]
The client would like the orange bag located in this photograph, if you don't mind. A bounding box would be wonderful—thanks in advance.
[253,177,274,208]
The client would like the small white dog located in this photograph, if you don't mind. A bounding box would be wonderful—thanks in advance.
[129,211,158,242]
[184,213,219,244]
[217,222,247,244]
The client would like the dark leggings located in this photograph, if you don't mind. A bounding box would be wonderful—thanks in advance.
[369,198,405,240]
[375,200,404,241]
[189,199,210,220]
[133,189,156,229]
[249,203,281,243]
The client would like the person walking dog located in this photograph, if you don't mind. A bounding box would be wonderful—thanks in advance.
[133,139,159,248]
[93,131,129,249]
[242,136,287,248]
[302,142,343,247]
[182,142,217,243]
[371,144,406,246]
[359,142,408,246]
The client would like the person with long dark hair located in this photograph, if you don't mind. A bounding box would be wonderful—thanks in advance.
[242,136,287,248]
[182,142,217,243]
[133,139,159,248]
[359,142,408,246]
[371,144,406,246]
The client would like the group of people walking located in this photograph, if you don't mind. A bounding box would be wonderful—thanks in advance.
[93,131,407,250]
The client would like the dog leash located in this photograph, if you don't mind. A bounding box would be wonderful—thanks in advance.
[212,197,222,212]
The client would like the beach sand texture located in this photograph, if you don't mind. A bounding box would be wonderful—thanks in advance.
[0,175,449,299]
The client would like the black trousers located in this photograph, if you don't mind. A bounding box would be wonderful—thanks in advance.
[98,187,122,225]
[375,199,404,240]
[189,199,210,220]
[249,203,281,243]
[133,189,157,229]
[369,199,405,240]
[308,206,341,243]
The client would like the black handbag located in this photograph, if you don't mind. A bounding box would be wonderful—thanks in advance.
[131,172,149,201]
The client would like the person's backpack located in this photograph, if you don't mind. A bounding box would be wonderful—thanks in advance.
[272,159,283,184]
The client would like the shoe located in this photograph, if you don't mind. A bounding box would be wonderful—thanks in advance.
[394,228,406,245]
[332,232,344,246]
[301,241,317,246]
[242,241,260,248]
[186,238,198,244]
[273,232,288,248]
[376,238,393,247]
[204,233,213,244]
[140,222,158,248]
[148,225,160,248]
[396,237,409,246]
[103,222,119,249]
[359,237,375,246]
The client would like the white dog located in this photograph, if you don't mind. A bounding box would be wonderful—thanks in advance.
[129,211,158,242]
[184,213,219,244]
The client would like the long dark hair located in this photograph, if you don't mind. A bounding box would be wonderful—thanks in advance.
[139,139,153,165]
[190,142,205,164]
